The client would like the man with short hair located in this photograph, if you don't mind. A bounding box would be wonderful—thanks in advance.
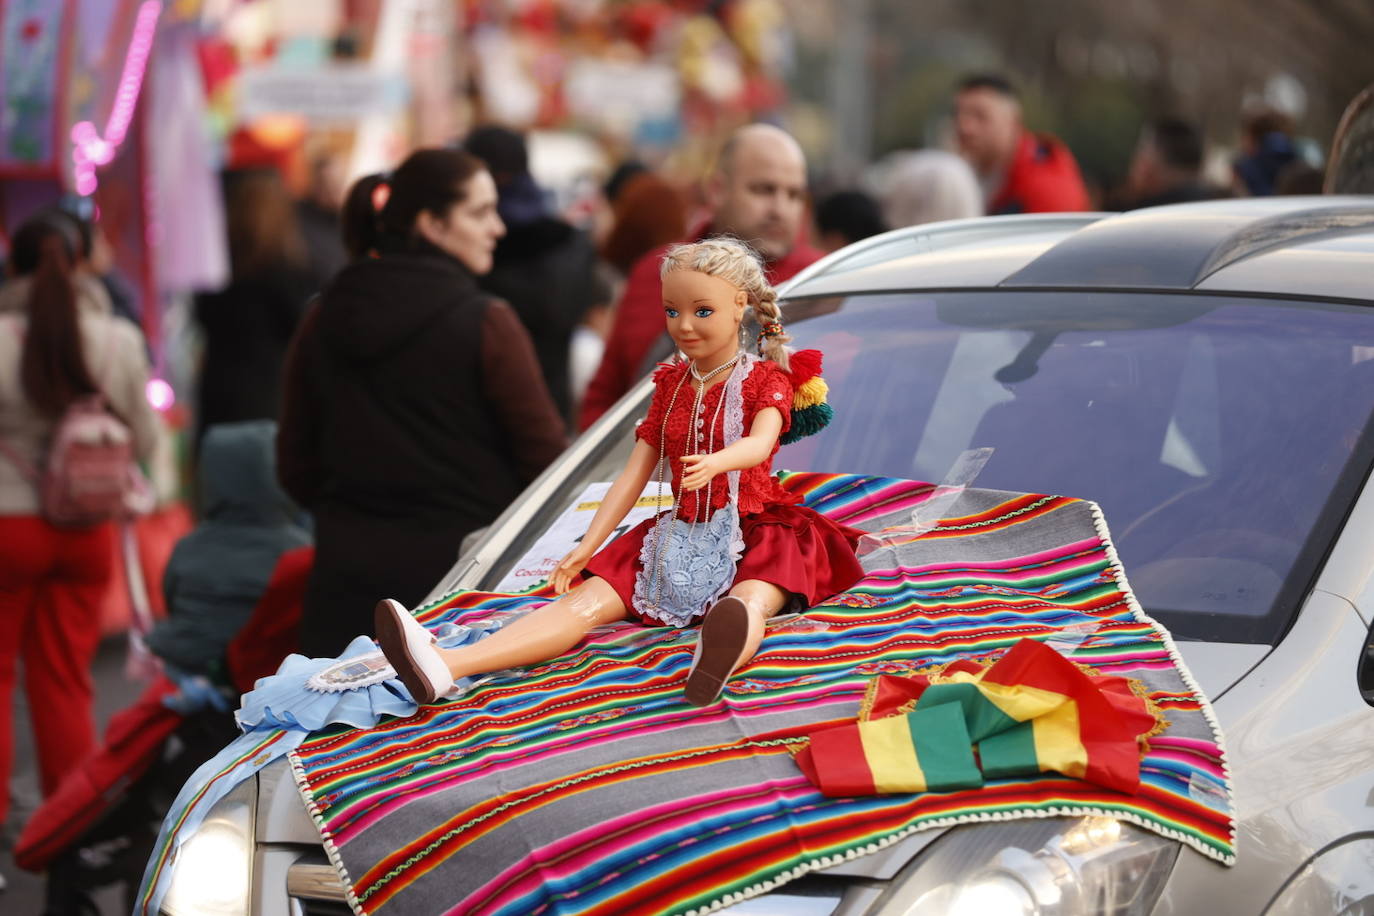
[1123,117,1221,209]
[953,74,1090,215]
[578,123,822,429]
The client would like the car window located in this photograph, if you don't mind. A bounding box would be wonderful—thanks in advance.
[476,290,1374,646]
[777,291,1374,645]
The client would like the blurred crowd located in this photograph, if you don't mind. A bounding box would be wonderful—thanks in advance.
[0,67,1339,904]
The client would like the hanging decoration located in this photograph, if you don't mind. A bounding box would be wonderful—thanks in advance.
[70,0,162,196]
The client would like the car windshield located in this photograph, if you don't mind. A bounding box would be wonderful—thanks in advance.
[478,290,1374,646]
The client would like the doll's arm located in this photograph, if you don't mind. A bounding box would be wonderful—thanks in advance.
[680,407,783,491]
[551,439,660,593]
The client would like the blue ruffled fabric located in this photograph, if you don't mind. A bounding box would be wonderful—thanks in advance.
[236,635,416,731]
[237,618,519,732]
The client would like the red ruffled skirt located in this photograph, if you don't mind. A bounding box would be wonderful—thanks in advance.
[583,503,865,625]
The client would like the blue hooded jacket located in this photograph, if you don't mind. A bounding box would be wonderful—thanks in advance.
[145,420,311,674]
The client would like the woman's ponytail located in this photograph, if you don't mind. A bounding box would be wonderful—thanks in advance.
[341,150,487,258]
[14,220,97,416]
[341,173,388,261]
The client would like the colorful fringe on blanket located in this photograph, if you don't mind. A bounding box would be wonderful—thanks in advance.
[280,473,1233,916]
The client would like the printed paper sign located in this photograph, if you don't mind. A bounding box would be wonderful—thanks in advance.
[494,482,672,593]
[238,65,407,123]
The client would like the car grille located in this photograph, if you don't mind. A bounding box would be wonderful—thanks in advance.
[293,900,354,916]
[288,858,351,913]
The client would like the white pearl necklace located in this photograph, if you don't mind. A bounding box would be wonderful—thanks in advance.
[689,353,743,386]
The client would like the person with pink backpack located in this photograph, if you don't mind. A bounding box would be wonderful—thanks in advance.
[0,213,160,849]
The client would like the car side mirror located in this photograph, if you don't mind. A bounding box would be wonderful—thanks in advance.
[1358,616,1374,707]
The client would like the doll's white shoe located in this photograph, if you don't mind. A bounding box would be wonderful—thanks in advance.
[374,599,455,705]
[685,596,758,706]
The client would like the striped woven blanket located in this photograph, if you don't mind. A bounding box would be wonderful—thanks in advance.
[290,473,1234,915]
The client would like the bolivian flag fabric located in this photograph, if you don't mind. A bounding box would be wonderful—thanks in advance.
[795,638,1164,797]
[800,702,984,795]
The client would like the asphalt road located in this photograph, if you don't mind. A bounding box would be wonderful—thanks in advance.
[3,636,149,915]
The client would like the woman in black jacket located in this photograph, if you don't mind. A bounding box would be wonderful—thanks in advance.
[278,149,567,656]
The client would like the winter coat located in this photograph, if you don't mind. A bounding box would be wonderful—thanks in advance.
[193,264,314,444]
[144,420,310,673]
[0,276,160,515]
[989,131,1092,216]
[478,217,600,425]
[1123,181,1225,211]
[277,245,567,655]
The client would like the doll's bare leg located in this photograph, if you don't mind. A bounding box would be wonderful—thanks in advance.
[375,578,627,704]
[438,578,627,678]
[684,579,788,706]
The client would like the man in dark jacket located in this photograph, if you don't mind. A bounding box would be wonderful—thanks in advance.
[954,74,1091,215]
[465,126,601,426]
[1122,117,1223,210]
[578,123,823,429]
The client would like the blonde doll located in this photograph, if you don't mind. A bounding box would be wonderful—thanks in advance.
[377,237,861,705]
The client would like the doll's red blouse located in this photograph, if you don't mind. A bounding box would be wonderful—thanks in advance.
[635,359,802,521]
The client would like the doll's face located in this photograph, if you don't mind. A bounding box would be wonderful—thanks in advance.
[661,269,747,368]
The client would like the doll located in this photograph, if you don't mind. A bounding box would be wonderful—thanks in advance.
[376,237,864,706]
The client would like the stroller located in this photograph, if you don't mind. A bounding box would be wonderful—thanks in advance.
[14,546,313,915]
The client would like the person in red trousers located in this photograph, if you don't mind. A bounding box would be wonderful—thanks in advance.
[0,214,160,843]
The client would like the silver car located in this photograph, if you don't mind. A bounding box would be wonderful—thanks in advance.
[162,197,1374,916]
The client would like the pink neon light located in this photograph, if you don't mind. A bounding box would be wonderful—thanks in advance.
[71,1,162,197]
[145,377,175,411]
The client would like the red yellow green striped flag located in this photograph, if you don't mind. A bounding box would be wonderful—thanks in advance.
[796,702,983,795]
[795,638,1163,797]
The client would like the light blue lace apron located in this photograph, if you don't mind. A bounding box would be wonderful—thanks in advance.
[631,354,754,627]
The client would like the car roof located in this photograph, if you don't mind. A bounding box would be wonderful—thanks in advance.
[781,195,1374,304]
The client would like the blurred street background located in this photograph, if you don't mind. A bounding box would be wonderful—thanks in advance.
[5,0,1374,429]
[2,1,1374,913]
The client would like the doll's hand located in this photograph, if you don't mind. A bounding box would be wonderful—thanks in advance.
[680,453,725,491]
[551,545,594,595]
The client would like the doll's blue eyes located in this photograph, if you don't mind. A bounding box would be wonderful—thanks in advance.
[664,307,716,319]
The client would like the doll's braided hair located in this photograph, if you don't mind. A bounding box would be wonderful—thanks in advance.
[659,236,792,371]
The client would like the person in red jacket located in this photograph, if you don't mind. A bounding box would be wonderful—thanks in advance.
[953,74,1091,216]
[578,123,822,429]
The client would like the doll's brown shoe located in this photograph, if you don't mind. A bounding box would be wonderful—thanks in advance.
[685,596,756,706]
[374,598,454,705]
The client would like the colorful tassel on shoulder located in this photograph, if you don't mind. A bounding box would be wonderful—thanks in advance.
[781,349,834,445]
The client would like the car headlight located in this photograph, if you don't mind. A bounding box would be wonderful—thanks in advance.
[161,777,256,916]
[872,815,1179,916]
